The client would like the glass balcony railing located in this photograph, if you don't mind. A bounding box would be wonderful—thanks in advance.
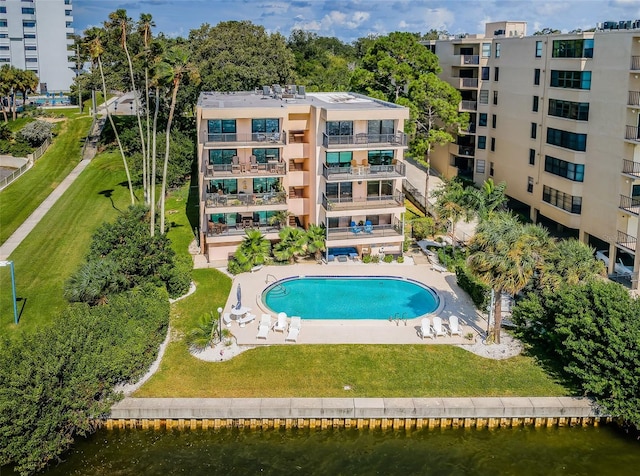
[326,218,403,241]
[204,191,287,208]
[322,132,407,148]
[202,131,285,145]
[322,192,404,211]
[322,162,406,181]
[204,160,286,177]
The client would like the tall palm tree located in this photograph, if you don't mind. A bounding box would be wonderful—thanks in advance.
[108,10,147,204]
[236,229,271,267]
[537,239,605,291]
[0,64,13,122]
[466,212,550,343]
[274,227,307,264]
[15,69,39,107]
[155,45,200,233]
[87,32,135,205]
[432,179,473,247]
[305,224,326,261]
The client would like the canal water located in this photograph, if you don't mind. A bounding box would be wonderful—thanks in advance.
[31,424,640,475]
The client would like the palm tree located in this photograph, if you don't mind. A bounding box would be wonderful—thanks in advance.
[155,45,200,233]
[273,227,307,264]
[305,224,326,261]
[87,31,135,205]
[466,212,550,343]
[432,179,473,247]
[0,65,13,122]
[237,229,271,267]
[537,239,606,291]
[268,210,292,229]
[464,178,508,221]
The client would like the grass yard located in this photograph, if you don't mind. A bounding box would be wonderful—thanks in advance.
[0,116,92,244]
[0,151,134,332]
[136,269,570,398]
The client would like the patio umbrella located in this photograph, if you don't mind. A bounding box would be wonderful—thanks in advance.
[235,283,242,310]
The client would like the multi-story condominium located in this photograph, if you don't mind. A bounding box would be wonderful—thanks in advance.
[196,88,409,264]
[425,20,640,288]
[0,0,75,92]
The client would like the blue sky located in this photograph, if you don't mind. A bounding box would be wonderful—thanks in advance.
[74,0,640,43]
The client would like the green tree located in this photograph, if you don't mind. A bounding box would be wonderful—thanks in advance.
[432,179,474,246]
[536,239,605,291]
[305,224,326,261]
[230,229,271,274]
[187,311,232,351]
[463,178,508,220]
[273,226,307,264]
[466,212,550,343]
[18,120,53,146]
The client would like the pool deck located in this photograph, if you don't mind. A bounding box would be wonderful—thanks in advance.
[221,259,487,346]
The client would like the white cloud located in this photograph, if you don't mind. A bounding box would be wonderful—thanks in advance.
[422,8,454,31]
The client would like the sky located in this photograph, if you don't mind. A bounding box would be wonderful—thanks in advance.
[73,0,640,43]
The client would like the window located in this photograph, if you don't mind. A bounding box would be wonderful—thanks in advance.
[22,21,35,27]
[22,7,34,13]
[482,42,491,57]
[550,70,591,90]
[0,20,7,27]
[66,21,72,27]
[493,91,498,105]
[207,119,236,141]
[253,118,280,135]
[25,57,37,62]
[368,119,394,138]
[479,90,489,104]
[529,149,536,165]
[477,136,486,149]
[490,137,496,152]
[490,161,494,176]
[65,0,72,4]
[494,67,499,81]
[0,6,6,13]
[546,127,587,151]
[481,67,489,80]
[367,150,394,165]
[478,113,487,127]
[548,99,589,121]
[253,148,279,163]
[326,151,352,168]
[24,33,35,38]
[492,114,497,128]
[535,40,543,57]
[544,155,585,182]
[326,120,352,137]
[0,45,8,50]
[534,68,541,85]
[527,177,534,193]
[495,43,501,58]
[0,33,6,38]
[208,149,237,165]
[65,9,71,16]
[533,95,539,112]
[543,185,582,214]
[0,58,9,63]
[531,122,537,139]
[552,39,594,58]
[476,159,486,173]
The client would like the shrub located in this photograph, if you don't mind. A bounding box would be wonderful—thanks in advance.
[18,120,53,146]
[383,254,394,263]
[8,140,33,157]
[370,254,380,263]
[455,265,489,309]
[397,255,405,264]
[362,254,372,264]
[411,216,438,241]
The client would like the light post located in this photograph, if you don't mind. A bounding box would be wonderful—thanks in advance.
[0,260,18,325]
[217,307,223,344]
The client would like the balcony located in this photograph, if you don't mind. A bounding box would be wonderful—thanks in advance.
[201,131,285,146]
[460,100,477,111]
[204,159,286,178]
[205,221,284,238]
[322,131,407,149]
[617,230,637,252]
[625,125,640,142]
[620,195,640,215]
[631,56,640,71]
[629,91,640,106]
[458,145,475,156]
[458,77,479,89]
[460,55,479,65]
[622,159,640,178]
[322,192,404,212]
[204,191,287,209]
[323,162,406,182]
[326,219,404,242]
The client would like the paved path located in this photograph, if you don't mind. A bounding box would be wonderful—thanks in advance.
[0,115,106,260]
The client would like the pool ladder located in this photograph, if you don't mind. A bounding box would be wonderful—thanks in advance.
[265,274,287,295]
[389,313,408,326]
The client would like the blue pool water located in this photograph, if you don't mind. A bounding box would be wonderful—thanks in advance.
[262,276,439,319]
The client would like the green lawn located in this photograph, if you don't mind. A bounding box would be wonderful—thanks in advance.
[0,116,92,244]
[0,151,134,332]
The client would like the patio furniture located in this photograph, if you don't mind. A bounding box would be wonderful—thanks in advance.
[238,313,256,327]
[223,312,232,327]
[418,317,434,339]
[256,314,272,339]
[285,316,301,342]
[231,156,241,173]
[249,155,259,173]
[364,220,373,233]
[432,316,447,337]
[448,315,463,336]
[349,252,359,261]
[350,221,362,234]
[273,312,287,332]
[327,254,335,262]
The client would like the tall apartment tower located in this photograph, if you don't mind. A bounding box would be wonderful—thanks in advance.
[196,88,409,264]
[425,20,640,289]
[0,0,75,92]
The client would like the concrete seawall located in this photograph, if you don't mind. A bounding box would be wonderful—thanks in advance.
[105,397,611,430]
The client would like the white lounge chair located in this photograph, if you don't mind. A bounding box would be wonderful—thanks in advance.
[432,316,447,337]
[256,314,271,339]
[237,313,256,327]
[285,316,302,342]
[418,317,434,339]
[223,312,232,327]
[273,312,287,332]
[448,315,463,336]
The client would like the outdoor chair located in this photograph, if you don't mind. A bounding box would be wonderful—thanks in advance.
[364,220,373,233]
[432,316,447,337]
[448,315,463,336]
[285,316,302,342]
[350,221,362,234]
[273,312,287,333]
[418,317,434,339]
[223,312,232,327]
[249,155,259,172]
[256,314,271,339]
[231,156,241,173]
[238,313,256,327]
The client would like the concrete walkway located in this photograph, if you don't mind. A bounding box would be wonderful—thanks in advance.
[0,115,106,261]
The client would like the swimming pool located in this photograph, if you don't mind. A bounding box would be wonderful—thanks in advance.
[262,276,440,320]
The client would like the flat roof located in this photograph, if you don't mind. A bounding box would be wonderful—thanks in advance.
[197,90,406,111]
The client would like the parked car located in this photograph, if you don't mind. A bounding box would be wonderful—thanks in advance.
[595,250,633,277]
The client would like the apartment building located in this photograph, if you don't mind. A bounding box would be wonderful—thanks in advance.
[0,0,75,92]
[196,88,409,264]
[425,20,640,288]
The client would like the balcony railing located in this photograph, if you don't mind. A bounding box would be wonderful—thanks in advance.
[322,131,407,148]
[458,145,475,156]
[631,56,640,71]
[617,230,637,252]
[625,125,640,142]
[204,191,287,209]
[622,159,640,178]
[322,192,404,211]
[205,221,284,238]
[629,91,640,106]
[202,131,285,145]
[326,218,403,241]
[204,160,286,177]
[460,100,477,111]
[322,162,406,181]
[458,77,479,88]
[620,195,640,215]
[461,55,479,65]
